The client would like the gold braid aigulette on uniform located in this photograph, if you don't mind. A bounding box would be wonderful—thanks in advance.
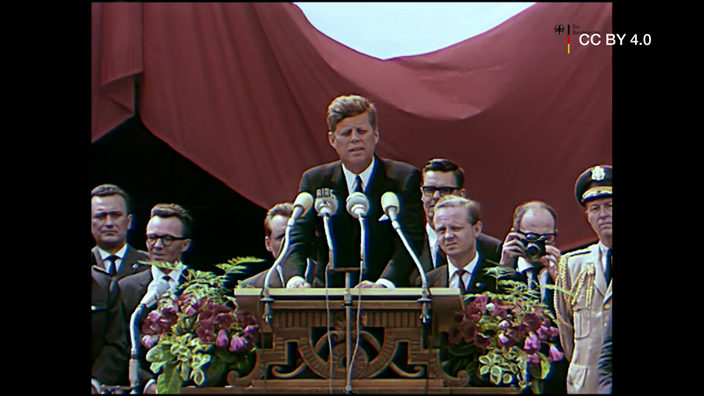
[554,251,596,330]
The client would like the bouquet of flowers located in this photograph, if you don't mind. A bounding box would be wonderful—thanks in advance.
[443,267,565,393]
[141,257,262,394]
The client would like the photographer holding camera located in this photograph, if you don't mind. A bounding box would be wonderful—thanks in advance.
[499,201,560,294]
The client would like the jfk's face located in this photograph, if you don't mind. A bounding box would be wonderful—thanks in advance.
[91,195,131,249]
[434,206,482,258]
[328,112,379,171]
[265,215,289,259]
[422,171,465,225]
[585,197,612,241]
[146,216,190,264]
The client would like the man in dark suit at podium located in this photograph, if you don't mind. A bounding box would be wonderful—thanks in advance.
[283,94,425,289]
[411,159,502,286]
[91,184,150,279]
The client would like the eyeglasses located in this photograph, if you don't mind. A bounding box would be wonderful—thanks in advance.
[421,186,459,197]
[518,231,557,244]
[146,234,188,247]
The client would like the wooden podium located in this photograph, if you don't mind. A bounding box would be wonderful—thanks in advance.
[181,287,517,394]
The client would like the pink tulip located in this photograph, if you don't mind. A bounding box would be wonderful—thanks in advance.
[548,344,564,362]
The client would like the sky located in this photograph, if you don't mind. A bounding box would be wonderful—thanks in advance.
[293,2,536,60]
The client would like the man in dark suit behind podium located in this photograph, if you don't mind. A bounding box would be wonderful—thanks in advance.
[283,94,425,289]
[411,159,502,286]
[91,184,150,279]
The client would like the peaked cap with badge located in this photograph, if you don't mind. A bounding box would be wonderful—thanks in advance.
[574,165,612,206]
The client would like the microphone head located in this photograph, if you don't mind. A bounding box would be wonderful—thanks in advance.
[315,193,338,216]
[346,192,370,218]
[294,192,314,212]
[381,192,400,215]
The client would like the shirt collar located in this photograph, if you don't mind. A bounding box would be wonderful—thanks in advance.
[150,261,186,282]
[98,244,128,260]
[447,250,480,278]
[341,157,375,194]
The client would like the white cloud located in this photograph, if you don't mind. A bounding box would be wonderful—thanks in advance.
[294,2,536,59]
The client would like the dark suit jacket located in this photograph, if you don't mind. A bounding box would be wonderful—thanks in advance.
[238,268,284,288]
[598,304,612,394]
[424,255,498,295]
[92,266,129,385]
[412,232,502,286]
[91,244,150,280]
[283,157,425,288]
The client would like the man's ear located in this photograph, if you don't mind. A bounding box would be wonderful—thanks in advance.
[264,236,272,252]
[328,131,336,148]
[180,239,191,252]
[458,188,467,198]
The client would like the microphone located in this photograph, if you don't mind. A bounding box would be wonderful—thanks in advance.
[315,188,338,217]
[381,192,431,324]
[264,192,314,298]
[346,192,370,219]
[288,192,314,227]
[129,281,169,393]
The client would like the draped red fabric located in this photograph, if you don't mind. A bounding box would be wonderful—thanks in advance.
[94,2,612,250]
[91,2,143,142]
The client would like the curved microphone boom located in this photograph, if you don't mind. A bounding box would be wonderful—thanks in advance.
[263,192,313,293]
[381,192,432,323]
[129,281,169,393]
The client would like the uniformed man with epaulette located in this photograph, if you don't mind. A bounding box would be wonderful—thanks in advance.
[554,165,612,394]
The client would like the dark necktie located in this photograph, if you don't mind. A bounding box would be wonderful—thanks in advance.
[105,255,119,276]
[455,269,468,295]
[525,269,539,291]
[354,175,364,193]
[604,249,612,284]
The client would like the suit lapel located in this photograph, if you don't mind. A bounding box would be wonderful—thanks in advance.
[467,256,491,293]
[92,247,105,270]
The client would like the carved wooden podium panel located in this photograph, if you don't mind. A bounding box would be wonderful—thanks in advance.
[181,288,517,394]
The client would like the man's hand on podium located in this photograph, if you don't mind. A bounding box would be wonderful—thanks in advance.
[355,280,386,288]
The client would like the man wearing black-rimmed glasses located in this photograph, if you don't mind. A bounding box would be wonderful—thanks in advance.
[117,203,194,394]
[411,158,502,285]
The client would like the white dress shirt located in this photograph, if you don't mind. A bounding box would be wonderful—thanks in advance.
[597,241,609,275]
[447,252,480,290]
[148,262,186,295]
[97,244,128,274]
[341,157,375,194]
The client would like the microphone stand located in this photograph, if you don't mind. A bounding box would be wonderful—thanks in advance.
[390,219,431,324]
[344,215,366,394]
[262,223,294,323]
[129,305,145,394]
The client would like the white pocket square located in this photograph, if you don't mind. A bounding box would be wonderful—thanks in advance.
[379,214,389,222]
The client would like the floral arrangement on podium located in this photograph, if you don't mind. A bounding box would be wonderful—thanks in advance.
[141,258,262,394]
[443,266,566,393]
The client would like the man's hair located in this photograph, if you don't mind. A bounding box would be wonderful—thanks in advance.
[512,201,557,231]
[434,195,481,226]
[264,203,294,237]
[422,158,465,189]
[91,184,132,214]
[327,94,378,132]
[150,203,193,237]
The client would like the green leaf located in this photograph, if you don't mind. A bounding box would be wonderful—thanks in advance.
[447,342,475,357]
[150,361,168,374]
[215,347,239,364]
[490,365,503,384]
[203,356,226,384]
[480,365,490,375]
[157,363,184,395]
[146,342,175,363]
[180,363,192,381]
[539,353,551,380]
[192,367,206,386]
[531,379,544,394]
[478,355,491,365]
[502,373,513,384]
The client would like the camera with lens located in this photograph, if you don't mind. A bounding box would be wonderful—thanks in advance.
[521,233,547,260]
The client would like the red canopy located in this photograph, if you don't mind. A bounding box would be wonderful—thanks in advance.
[92,2,612,250]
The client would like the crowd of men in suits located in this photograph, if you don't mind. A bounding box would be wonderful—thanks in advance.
[91,95,612,394]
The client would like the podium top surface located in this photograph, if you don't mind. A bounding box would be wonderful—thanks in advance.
[235,287,461,298]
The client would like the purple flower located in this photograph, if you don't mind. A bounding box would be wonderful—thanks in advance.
[537,325,550,341]
[523,313,541,332]
[548,344,564,362]
[472,295,489,312]
[526,353,540,365]
[196,325,216,343]
[141,335,159,349]
[215,329,229,348]
[498,333,510,346]
[523,333,540,354]
[475,333,491,350]
[229,335,247,352]
[214,312,234,330]
[499,320,511,329]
